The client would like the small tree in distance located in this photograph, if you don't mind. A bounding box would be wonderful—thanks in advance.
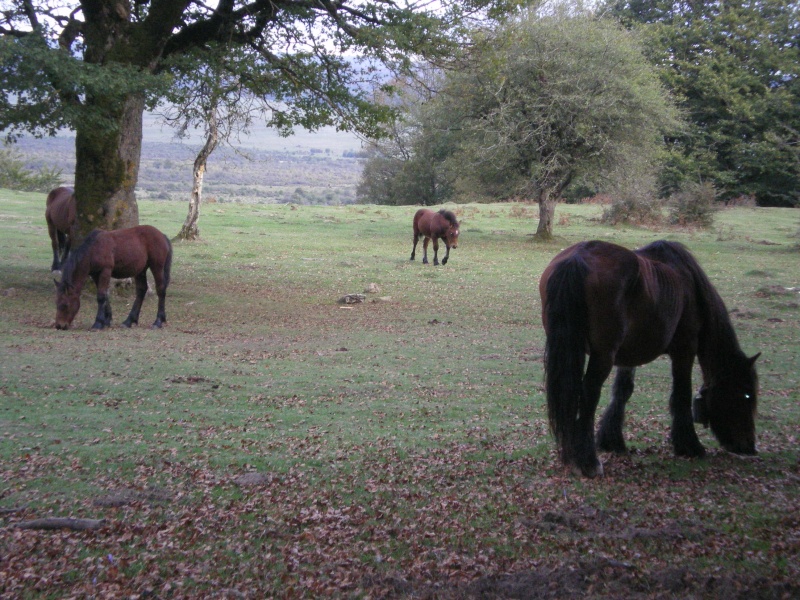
[159,50,269,241]
[446,6,682,239]
[359,4,683,238]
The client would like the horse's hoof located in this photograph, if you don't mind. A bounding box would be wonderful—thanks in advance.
[578,461,604,478]
[675,444,706,459]
[151,321,164,329]
[441,258,448,265]
[91,324,105,331]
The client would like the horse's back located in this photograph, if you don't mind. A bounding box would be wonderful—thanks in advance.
[542,240,691,365]
[94,226,170,277]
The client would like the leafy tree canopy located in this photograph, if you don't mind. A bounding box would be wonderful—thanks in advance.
[0,0,521,233]
[604,0,800,206]
[360,4,682,239]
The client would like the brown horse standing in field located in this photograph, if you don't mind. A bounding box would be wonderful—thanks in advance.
[45,186,76,272]
[55,225,172,330]
[540,240,759,478]
[410,209,460,266]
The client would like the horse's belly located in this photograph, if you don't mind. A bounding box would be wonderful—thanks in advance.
[613,327,673,367]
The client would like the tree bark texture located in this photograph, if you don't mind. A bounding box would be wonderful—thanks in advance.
[74,94,143,239]
[536,189,556,240]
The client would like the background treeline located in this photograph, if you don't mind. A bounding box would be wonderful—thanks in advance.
[357,0,800,209]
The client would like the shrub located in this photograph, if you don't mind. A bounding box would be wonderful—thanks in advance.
[668,181,718,227]
[0,148,63,192]
[601,194,663,226]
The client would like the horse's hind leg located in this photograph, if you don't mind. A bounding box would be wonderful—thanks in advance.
[48,224,61,271]
[422,237,430,264]
[597,367,636,453]
[150,269,168,329]
[574,353,613,477]
[410,233,419,261]
[123,272,148,328]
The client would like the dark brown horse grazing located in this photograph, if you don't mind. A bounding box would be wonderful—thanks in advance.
[45,186,76,272]
[540,240,759,478]
[55,225,172,331]
[410,209,460,266]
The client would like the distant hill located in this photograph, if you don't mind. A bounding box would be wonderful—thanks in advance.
[14,116,367,205]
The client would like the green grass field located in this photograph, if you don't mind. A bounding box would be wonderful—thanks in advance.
[1,190,798,598]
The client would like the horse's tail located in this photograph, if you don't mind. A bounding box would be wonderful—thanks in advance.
[163,234,173,289]
[543,255,590,464]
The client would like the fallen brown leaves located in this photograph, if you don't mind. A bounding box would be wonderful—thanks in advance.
[2,435,799,599]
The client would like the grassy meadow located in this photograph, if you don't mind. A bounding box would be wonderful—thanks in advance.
[0,190,798,598]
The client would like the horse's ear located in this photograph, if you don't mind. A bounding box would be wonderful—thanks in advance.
[748,352,761,366]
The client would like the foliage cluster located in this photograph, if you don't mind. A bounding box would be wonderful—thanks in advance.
[359,0,800,223]
[606,0,800,207]
[358,7,680,240]
[0,147,61,193]
[667,181,719,228]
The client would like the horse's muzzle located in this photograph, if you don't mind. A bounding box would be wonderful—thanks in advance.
[55,322,70,330]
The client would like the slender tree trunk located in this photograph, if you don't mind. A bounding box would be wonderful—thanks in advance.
[176,120,219,241]
[73,93,144,240]
[535,188,557,240]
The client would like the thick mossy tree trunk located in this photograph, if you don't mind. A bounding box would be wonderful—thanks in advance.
[74,94,144,240]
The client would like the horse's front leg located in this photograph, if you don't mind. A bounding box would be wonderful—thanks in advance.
[123,272,148,328]
[669,353,705,458]
[574,353,613,477]
[90,271,113,329]
[432,238,440,266]
[61,234,72,267]
[597,367,636,453]
[441,242,451,265]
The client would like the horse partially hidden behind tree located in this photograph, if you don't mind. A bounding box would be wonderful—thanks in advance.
[410,209,460,266]
[54,225,172,331]
[45,186,76,272]
[539,240,759,478]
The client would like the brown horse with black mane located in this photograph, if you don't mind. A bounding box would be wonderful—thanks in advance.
[45,186,76,272]
[410,209,460,266]
[540,240,759,477]
[55,225,172,331]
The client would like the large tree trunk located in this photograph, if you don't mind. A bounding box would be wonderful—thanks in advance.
[73,94,144,239]
[535,189,557,240]
[176,121,219,241]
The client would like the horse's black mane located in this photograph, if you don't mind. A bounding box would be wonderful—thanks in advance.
[59,229,101,287]
[438,209,459,226]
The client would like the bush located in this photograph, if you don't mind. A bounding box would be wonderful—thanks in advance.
[601,194,663,226]
[668,181,718,227]
[0,148,63,192]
